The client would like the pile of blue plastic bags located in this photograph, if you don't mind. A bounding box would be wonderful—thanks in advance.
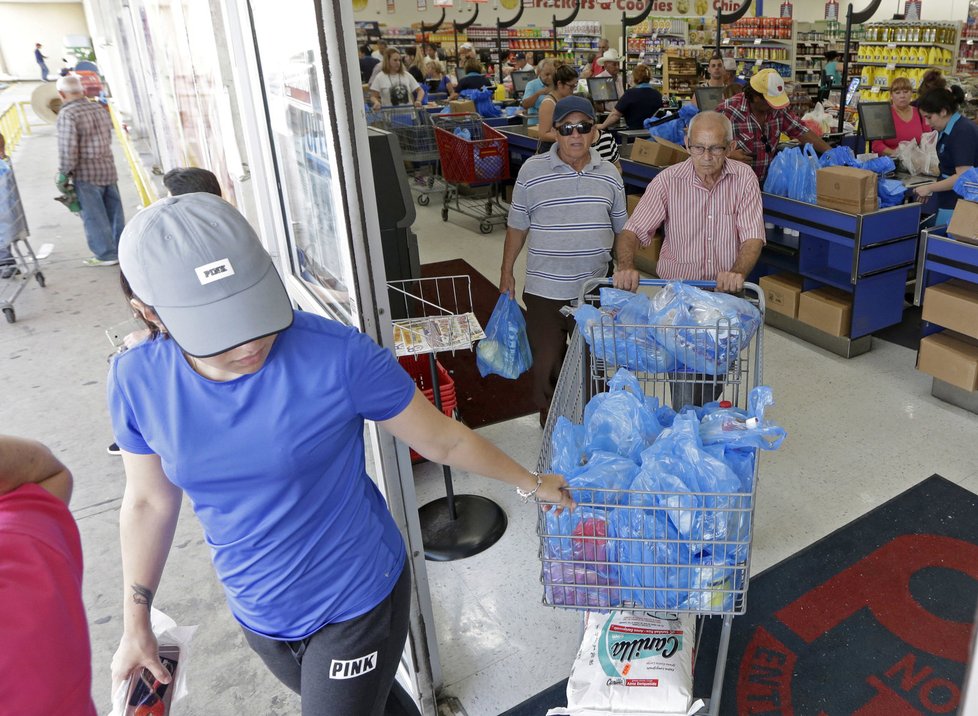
[543,368,786,611]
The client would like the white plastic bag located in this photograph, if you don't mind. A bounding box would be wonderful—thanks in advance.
[109,608,197,716]
[920,130,940,176]
[547,611,704,716]
[801,102,830,135]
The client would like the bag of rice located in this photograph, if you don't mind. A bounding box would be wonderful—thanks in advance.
[548,611,703,716]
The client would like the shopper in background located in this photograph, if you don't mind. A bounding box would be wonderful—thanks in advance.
[536,64,581,145]
[870,77,930,157]
[457,42,476,65]
[369,49,424,110]
[593,49,625,111]
[404,48,425,84]
[422,59,456,99]
[702,55,727,88]
[34,43,50,82]
[914,68,946,105]
[359,45,380,84]
[455,58,493,93]
[371,40,387,61]
[613,112,764,408]
[55,73,126,267]
[591,38,610,78]
[596,63,663,131]
[723,57,740,85]
[821,51,842,97]
[107,194,573,715]
[0,435,96,716]
[501,96,628,426]
[522,58,555,127]
[717,68,829,181]
[914,86,978,226]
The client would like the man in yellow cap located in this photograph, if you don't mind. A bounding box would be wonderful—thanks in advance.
[716,68,829,181]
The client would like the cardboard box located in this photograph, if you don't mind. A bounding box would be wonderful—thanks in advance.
[449,99,475,114]
[633,234,662,275]
[917,331,978,392]
[759,273,804,319]
[948,199,978,245]
[626,194,641,216]
[630,137,689,168]
[921,279,978,340]
[797,287,852,337]
[816,166,878,215]
[527,125,539,139]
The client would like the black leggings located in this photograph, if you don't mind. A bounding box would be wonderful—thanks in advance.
[243,563,413,716]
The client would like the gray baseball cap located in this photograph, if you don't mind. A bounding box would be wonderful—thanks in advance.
[119,193,293,357]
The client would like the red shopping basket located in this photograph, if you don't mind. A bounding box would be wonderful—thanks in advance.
[398,355,457,463]
[433,113,510,185]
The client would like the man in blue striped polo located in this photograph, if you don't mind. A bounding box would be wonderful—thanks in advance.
[501,95,628,427]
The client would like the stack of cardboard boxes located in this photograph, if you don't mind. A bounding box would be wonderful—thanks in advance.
[759,273,853,337]
[918,280,978,392]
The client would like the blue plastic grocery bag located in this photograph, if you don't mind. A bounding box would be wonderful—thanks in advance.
[763,149,791,196]
[699,385,787,451]
[573,303,676,374]
[786,144,819,204]
[857,155,896,175]
[460,88,501,118]
[645,114,686,145]
[551,416,587,476]
[818,146,858,168]
[954,167,978,202]
[878,177,907,208]
[476,294,532,379]
[648,282,761,375]
[582,369,664,462]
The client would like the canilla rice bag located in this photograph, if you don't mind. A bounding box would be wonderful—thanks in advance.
[548,611,701,716]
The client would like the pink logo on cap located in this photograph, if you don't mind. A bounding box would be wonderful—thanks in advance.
[767,72,785,96]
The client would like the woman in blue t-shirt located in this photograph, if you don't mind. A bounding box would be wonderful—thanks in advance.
[455,58,493,94]
[595,64,663,131]
[913,86,978,226]
[107,194,573,715]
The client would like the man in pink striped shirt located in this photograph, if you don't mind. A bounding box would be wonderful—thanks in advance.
[613,111,765,294]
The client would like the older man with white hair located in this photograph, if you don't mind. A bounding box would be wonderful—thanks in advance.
[55,74,125,267]
[614,111,765,409]
[614,110,764,294]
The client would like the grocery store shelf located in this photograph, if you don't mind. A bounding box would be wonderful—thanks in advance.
[859,41,956,49]
[852,61,952,68]
[795,68,823,73]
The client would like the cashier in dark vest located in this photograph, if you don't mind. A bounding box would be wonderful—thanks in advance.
[913,86,978,227]
[613,111,765,294]
[716,68,830,182]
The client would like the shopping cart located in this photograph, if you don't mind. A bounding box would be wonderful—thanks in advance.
[0,158,46,324]
[535,278,766,715]
[368,106,444,206]
[432,113,509,235]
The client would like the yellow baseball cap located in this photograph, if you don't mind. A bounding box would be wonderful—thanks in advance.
[750,68,789,109]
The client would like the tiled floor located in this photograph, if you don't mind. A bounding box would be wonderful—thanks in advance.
[4,81,977,715]
[409,193,978,714]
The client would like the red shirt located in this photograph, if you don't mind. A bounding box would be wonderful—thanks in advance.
[624,158,765,281]
[870,105,929,154]
[0,484,96,716]
[716,92,808,180]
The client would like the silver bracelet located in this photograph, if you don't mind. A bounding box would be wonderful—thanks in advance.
[516,472,542,503]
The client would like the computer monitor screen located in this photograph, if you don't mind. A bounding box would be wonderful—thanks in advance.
[858,101,897,142]
[511,70,535,97]
[587,76,619,103]
[694,86,724,112]
[455,66,465,81]
[845,76,862,108]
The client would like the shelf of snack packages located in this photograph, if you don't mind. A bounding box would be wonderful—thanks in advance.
[557,21,601,62]
[958,23,978,73]
[853,22,957,103]
[791,21,858,99]
[662,54,700,97]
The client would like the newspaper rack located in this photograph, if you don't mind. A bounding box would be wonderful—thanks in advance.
[388,275,507,561]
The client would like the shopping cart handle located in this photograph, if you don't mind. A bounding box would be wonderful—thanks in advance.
[578,278,764,312]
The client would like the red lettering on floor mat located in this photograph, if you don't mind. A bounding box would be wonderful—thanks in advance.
[737,626,796,714]
[774,535,978,663]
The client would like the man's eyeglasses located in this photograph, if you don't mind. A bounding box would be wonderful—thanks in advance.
[556,121,594,136]
[688,144,728,156]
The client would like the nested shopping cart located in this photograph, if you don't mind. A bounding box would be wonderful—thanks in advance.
[432,113,510,235]
[0,158,46,324]
[535,278,766,715]
[367,106,444,206]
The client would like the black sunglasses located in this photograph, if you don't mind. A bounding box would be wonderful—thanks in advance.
[556,121,594,137]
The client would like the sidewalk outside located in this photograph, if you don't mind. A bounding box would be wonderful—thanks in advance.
[1,84,299,714]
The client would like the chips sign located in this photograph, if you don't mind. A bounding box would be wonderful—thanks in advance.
[523,0,738,12]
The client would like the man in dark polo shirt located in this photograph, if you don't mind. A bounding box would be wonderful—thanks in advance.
[500,96,627,426]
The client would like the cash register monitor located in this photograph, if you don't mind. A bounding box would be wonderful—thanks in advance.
[511,70,535,99]
[587,76,619,103]
[858,101,897,142]
[694,87,724,112]
[845,76,862,108]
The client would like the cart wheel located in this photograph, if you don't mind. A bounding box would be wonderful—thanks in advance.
[35,272,46,288]
[441,207,449,222]
[2,307,14,324]
[417,193,430,206]
[479,221,493,234]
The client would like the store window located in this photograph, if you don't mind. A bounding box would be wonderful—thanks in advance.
[249,0,357,324]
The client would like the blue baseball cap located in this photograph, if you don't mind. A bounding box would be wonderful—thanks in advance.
[553,95,594,124]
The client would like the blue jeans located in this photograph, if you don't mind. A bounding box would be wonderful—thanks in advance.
[75,180,125,261]
[39,61,49,81]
